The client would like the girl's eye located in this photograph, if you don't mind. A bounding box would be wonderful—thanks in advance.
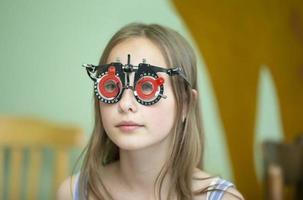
[141,82,154,94]
[104,80,117,92]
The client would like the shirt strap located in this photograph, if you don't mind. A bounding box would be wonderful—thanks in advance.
[73,173,80,200]
[206,178,234,200]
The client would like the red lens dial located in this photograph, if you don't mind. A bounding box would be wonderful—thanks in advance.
[136,77,164,100]
[98,66,121,99]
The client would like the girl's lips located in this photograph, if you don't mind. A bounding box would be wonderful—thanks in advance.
[115,121,144,132]
[117,125,144,132]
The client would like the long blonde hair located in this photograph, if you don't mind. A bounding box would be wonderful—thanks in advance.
[77,23,204,200]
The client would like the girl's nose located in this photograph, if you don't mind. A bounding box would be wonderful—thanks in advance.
[117,89,138,113]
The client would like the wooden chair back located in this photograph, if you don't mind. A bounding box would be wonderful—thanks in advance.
[0,116,84,200]
[263,139,303,200]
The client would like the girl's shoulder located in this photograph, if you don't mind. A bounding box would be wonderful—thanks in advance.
[192,169,244,200]
[57,174,80,200]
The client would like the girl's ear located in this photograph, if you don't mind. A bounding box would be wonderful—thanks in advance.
[191,89,198,102]
[182,89,198,122]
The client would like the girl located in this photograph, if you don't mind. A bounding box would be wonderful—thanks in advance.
[58,23,244,200]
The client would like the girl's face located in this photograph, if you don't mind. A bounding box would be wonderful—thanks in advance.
[99,37,177,150]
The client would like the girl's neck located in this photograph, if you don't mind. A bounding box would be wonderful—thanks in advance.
[116,134,173,197]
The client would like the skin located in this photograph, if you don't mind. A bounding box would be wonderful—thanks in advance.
[101,37,177,152]
[57,37,244,200]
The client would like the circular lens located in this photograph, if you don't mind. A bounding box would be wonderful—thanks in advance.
[135,77,159,101]
[104,80,118,93]
[98,75,121,99]
[141,81,154,95]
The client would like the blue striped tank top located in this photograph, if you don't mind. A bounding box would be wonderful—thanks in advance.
[73,175,234,200]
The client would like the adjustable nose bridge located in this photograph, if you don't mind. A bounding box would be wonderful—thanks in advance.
[123,70,135,88]
[118,54,137,111]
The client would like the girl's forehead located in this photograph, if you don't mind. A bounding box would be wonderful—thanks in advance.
[107,38,168,67]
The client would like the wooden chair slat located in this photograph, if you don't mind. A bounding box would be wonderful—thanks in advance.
[9,148,23,200]
[53,149,69,196]
[0,148,4,199]
[27,148,42,200]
